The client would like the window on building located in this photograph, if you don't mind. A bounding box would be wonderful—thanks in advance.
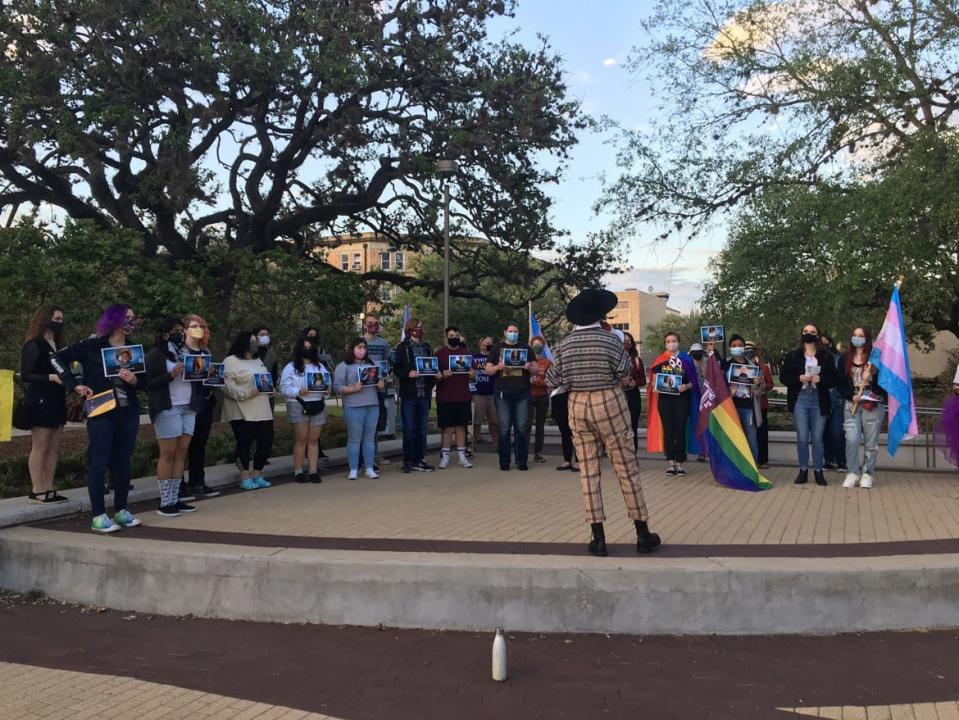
[612,323,631,331]
[394,252,405,271]
[380,252,391,271]
[340,253,349,271]
[352,253,362,271]
[379,284,393,303]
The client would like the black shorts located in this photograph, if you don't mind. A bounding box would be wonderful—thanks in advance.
[437,400,471,429]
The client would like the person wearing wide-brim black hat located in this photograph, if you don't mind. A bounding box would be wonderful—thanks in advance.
[546,288,661,557]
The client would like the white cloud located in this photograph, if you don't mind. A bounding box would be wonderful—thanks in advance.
[602,57,617,67]
[572,69,592,85]
[604,266,706,313]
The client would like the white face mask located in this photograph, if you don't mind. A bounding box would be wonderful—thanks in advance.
[258,335,270,347]
[666,342,679,352]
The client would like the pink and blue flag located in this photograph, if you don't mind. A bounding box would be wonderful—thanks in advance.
[528,311,553,360]
[399,304,411,342]
[869,283,918,456]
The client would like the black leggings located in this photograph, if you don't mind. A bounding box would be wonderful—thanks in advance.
[625,388,642,452]
[550,392,575,463]
[231,420,274,472]
[659,394,689,463]
[187,404,214,486]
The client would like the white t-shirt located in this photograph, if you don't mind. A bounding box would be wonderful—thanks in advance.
[166,357,192,406]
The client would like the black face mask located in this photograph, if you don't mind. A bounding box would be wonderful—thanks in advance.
[691,351,704,361]
[49,321,64,333]
[169,331,184,346]
[481,345,492,353]
[802,333,818,344]
[448,338,460,347]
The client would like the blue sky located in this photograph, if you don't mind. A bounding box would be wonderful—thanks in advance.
[490,1,722,311]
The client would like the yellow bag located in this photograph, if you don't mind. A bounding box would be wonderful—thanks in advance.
[84,389,117,419]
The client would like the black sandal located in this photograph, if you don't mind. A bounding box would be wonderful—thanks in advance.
[29,491,68,504]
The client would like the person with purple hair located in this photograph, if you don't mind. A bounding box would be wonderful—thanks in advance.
[52,304,144,533]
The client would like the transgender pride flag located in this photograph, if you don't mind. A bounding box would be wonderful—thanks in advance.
[870,283,918,456]
[528,310,553,360]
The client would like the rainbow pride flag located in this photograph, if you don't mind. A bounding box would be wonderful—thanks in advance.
[695,355,772,491]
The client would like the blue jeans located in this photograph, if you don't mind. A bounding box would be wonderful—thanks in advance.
[844,401,883,475]
[495,389,530,468]
[401,396,431,466]
[344,405,378,472]
[736,406,758,462]
[793,391,826,470]
[87,405,140,516]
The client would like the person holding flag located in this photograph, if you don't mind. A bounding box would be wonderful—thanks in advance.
[870,279,918,457]
[546,289,660,558]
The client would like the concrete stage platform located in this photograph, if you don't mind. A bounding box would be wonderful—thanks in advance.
[2,441,959,636]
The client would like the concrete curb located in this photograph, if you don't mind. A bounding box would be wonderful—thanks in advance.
[0,435,443,529]
[2,526,958,635]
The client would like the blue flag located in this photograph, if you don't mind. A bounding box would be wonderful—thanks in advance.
[528,311,553,360]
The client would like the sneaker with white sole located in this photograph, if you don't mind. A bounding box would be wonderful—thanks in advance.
[240,478,258,491]
[174,501,197,513]
[365,468,379,479]
[113,509,141,528]
[91,513,121,534]
[859,473,874,489]
[842,473,859,489]
[253,476,271,488]
[156,505,181,518]
[348,469,358,480]
[459,454,473,469]
[438,453,450,469]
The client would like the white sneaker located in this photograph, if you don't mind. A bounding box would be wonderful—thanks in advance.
[348,470,358,481]
[438,453,450,469]
[860,473,874,489]
[842,473,860,489]
[459,453,473,469]
[365,468,379,479]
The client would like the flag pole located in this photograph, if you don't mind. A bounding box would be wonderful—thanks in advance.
[896,275,904,289]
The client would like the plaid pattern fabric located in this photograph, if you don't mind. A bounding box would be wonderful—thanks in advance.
[569,388,648,523]
[546,328,630,392]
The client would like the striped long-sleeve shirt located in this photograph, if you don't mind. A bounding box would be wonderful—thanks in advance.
[546,327,630,392]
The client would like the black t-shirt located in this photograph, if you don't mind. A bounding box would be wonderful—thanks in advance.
[489,343,534,393]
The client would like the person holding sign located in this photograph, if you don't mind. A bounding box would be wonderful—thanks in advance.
[485,322,537,471]
[145,317,207,517]
[394,319,437,473]
[52,304,144,533]
[837,326,886,488]
[280,336,328,485]
[435,326,475,469]
[648,332,698,477]
[222,330,275,491]
[333,338,385,480]
[780,323,837,486]
[722,334,764,462]
[182,314,220,500]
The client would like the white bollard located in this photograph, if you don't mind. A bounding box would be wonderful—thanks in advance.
[492,627,508,682]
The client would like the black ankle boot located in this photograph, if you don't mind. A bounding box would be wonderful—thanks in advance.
[814,470,827,486]
[635,520,662,554]
[587,522,608,557]
[309,472,321,484]
[794,469,808,485]
[294,472,307,484]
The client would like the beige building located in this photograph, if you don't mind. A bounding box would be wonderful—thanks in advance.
[606,288,679,348]
[320,233,420,306]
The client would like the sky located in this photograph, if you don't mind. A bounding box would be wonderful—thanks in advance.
[489,0,722,311]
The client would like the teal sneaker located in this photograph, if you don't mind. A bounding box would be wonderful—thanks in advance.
[240,478,258,491]
[254,476,271,488]
[91,513,121,534]
[113,509,142,528]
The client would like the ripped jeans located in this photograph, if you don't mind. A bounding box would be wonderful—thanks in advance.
[843,401,883,476]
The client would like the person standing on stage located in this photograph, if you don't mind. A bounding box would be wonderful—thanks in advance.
[546,289,661,558]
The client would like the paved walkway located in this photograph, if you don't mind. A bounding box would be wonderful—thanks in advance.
[72,448,959,547]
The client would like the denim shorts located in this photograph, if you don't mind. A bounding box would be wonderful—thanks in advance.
[153,405,196,439]
[286,401,327,427]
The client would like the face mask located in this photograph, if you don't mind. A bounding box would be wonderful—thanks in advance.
[123,321,137,334]
[506,331,519,343]
[666,341,679,352]
[448,338,460,347]
[354,347,367,360]
[258,335,270,347]
[481,344,492,353]
[169,331,184,345]
[691,351,704,361]
[802,332,818,344]
[49,321,64,333]
[851,336,866,348]
[532,344,544,355]
[411,328,423,340]
[188,327,205,340]
[730,346,744,357]
[366,324,380,334]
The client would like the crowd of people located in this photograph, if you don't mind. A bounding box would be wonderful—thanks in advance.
[16,299,891,538]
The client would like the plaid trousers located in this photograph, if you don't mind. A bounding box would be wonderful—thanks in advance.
[568,388,648,524]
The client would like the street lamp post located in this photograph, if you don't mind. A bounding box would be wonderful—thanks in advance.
[435,159,458,329]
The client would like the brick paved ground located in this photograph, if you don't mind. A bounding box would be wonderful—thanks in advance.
[131,448,959,546]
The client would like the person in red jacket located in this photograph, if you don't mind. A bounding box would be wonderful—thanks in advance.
[435,325,475,469]
[746,341,776,469]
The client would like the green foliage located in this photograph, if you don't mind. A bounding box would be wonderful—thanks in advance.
[0,220,365,370]
[643,310,709,361]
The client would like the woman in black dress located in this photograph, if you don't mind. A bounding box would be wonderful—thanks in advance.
[20,305,68,503]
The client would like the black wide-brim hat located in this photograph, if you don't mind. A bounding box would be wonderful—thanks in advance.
[566,288,618,326]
